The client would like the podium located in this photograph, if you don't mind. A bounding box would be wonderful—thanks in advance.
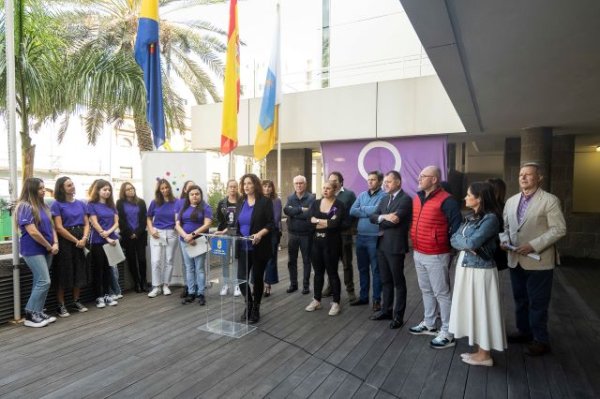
[197,233,256,338]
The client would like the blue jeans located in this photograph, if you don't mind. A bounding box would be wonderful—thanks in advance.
[510,265,553,343]
[110,266,121,296]
[23,254,52,313]
[180,241,206,296]
[355,235,381,302]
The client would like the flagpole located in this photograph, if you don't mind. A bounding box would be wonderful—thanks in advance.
[5,0,21,321]
[276,1,282,197]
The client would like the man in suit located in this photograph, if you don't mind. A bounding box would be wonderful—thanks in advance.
[500,162,566,356]
[349,170,386,311]
[369,171,412,329]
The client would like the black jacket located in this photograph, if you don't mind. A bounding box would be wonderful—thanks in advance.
[116,198,147,243]
[283,191,316,235]
[370,190,412,254]
[235,196,275,262]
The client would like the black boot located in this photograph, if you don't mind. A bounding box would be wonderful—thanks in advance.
[249,303,260,324]
[241,298,253,321]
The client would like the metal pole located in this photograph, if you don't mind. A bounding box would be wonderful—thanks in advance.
[6,0,22,321]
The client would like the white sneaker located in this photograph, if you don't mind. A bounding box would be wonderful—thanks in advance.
[96,297,106,308]
[104,295,118,306]
[233,285,242,297]
[305,299,322,312]
[163,285,172,296]
[220,284,230,296]
[329,302,341,316]
[110,294,123,300]
[148,287,161,298]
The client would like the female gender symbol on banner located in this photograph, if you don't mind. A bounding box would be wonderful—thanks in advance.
[357,140,402,180]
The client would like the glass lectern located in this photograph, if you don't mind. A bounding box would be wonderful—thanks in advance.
[197,233,256,338]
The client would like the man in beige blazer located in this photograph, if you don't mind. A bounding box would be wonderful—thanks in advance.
[499,162,566,356]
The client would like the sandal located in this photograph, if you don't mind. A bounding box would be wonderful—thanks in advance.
[264,284,271,297]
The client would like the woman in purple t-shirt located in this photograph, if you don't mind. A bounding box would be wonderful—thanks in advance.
[175,179,195,298]
[87,179,120,309]
[51,176,90,317]
[16,178,59,327]
[117,182,147,293]
[146,179,178,298]
[175,185,212,306]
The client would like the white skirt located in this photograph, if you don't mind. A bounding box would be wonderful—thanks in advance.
[449,252,507,352]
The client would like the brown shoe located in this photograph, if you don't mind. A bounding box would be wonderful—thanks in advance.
[372,301,381,312]
[525,341,551,356]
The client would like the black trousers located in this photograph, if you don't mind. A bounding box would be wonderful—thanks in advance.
[90,244,111,298]
[122,237,147,286]
[340,233,355,293]
[377,250,406,321]
[238,249,266,305]
[312,234,341,303]
[287,233,313,289]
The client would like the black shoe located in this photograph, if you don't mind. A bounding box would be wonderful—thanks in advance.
[182,294,196,304]
[507,332,533,344]
[241,301,253,321]
[286,286,298,293]
[525,341,551,356]
[249,304,260,324]
[24,311,49,328]
[301,288,310,295]
[389,319,404,329]
[198,294,206,306]
[369,311,392,321]
[350,298,369,306]
[180,286,189,299]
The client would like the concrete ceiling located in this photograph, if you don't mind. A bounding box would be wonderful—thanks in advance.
[400,0,600,136]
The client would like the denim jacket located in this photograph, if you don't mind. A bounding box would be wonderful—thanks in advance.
[451,212,500,269]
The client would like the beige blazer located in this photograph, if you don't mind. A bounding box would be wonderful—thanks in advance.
[499,188,566,270]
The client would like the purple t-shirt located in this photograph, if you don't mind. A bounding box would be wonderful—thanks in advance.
[147,200,176,229]
[87,202,118,244]
[238,200,254,250]
[177,203,213,242]
[17,203,54,256]
[123,201,140,231]
[174,198,186,214]
[50,200,87,227]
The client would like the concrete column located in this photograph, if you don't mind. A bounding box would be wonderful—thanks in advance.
[521,127,552,190]
[504,137,521,196]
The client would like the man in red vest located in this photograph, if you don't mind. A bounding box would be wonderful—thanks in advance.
[408,165,461,349]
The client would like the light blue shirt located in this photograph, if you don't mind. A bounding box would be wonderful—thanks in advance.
[350,188,386,236]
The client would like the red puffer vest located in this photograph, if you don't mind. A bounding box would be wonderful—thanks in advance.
[410,188,451,254]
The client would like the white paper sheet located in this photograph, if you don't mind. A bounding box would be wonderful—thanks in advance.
[103,241,126,266]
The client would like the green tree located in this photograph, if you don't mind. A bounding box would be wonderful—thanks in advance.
[60,0,227,151]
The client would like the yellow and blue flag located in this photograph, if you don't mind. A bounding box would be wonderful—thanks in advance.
[134,0,165,149]
[254,6,281,160]
[221,0,240,155]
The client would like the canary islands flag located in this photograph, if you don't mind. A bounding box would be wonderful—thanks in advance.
[254,6,281,160]
[221,0,240,155]
[134,0,165,149]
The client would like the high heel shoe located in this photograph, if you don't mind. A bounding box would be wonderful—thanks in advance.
[264,284,271,297]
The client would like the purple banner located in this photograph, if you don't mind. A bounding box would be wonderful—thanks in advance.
[321,136,447,197]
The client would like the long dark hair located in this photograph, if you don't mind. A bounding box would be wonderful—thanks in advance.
[262,179,278,199]
[119,182,139,203]
[54,176,71,202]
[239,173,263,200]
[89,179,116,209]
[17,177,50,225]
[155,179,175,206]
[487,178,506,209]
[179,185,206,222]
[180,180,195,199]
[469,181,502,221]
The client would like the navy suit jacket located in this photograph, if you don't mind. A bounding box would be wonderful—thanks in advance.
[370,189,412,254]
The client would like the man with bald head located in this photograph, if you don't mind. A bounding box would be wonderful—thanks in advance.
[500,162,566,356]
[409,165,461,349]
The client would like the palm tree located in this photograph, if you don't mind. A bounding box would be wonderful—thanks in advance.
[0,0,71,179]
[60,0,227,151]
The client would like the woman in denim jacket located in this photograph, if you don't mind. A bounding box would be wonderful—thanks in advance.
[449,182,507,367]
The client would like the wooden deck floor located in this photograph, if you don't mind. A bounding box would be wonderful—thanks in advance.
[0,252,598,398]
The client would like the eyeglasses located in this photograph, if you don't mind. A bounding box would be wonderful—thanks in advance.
[418,175,434,180]
[126,187,135,191]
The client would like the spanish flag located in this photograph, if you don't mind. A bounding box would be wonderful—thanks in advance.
[254,5,281,160]
[220,0,240,155]
[134,0,165,149]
